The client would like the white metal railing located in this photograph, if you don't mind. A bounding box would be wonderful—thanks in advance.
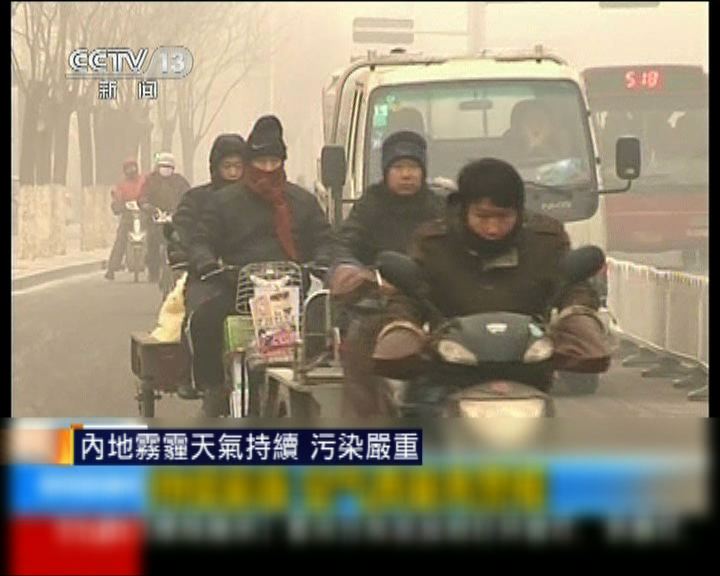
[607,257,708,369]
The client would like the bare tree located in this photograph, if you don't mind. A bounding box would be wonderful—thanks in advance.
[168,2,281,183]
[11,1,294,257]
[12,2,66,257]
[13,2,53,186]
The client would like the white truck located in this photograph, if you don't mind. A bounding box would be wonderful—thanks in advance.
[257,49,641,416]
[316,48,640,251]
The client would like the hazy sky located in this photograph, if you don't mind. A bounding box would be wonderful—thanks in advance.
[245,1,708,184]
[52,2,707,188]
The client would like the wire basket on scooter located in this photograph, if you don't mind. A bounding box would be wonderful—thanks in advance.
[234,261,305,363]
[235,261,304,313]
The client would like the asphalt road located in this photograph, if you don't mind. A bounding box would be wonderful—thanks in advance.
[11,270,708,418]
[12,270,200,418]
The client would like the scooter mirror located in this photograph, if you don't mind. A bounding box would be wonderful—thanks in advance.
[376,251,423,296]
[560,245,606,286]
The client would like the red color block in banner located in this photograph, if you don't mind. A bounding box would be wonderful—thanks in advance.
[9,517,145,575]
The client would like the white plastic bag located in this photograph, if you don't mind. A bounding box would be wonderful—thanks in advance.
[151,272,188,342]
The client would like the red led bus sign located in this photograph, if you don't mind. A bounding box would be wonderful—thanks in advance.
[625,69,663,91]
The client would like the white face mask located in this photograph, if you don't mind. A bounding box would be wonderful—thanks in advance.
[158,166,174,177]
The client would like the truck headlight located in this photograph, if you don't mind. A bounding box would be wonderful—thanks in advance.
[458,398,547,418]
[437,339,477,365]
[523,337,554,363]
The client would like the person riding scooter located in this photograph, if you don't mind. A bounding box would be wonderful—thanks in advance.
[106,158,146,280]
[139,152,191,282]
[346,158,602,416]
[327,130,444,417]
[187,115,335,416]
[165,133,247,400]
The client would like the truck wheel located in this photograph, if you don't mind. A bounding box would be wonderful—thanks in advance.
[138,380,156,417]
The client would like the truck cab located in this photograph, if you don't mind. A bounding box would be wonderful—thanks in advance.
[316,49,639,252]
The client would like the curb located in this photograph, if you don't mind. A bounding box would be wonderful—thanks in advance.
[12,259,108,291]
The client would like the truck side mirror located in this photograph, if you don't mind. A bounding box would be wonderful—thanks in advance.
[600,136,641,195]
[321,145,346,190]
[616,136,641,181]
[321,145,347,228]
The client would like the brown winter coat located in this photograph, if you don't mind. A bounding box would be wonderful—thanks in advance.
[386,204,600,325]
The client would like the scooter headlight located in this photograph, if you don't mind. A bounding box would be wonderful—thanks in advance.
[523,337,554,364]
[458,398,547,418]
[436,339,477,365]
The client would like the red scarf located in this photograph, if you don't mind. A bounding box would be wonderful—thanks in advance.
[244,165,298,261]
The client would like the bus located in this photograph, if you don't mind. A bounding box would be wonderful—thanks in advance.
[582,65,708,270]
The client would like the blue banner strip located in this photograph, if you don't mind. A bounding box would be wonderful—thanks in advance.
[10,465,147,515]
[9,457,689,518]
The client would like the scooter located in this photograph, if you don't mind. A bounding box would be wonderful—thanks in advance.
[199,260,328,418]
[124,201,147,283]
[371,247,606,419]
[153,209,180,300]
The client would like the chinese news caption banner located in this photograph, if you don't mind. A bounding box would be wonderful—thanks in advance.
[73,429,423,466]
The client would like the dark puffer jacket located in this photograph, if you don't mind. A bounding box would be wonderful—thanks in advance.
[140,172,191,213]
[333,181,445,267]
[168,134,246,269]
[190,181,335,271]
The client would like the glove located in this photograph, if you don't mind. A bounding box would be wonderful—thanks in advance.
[329,264,376,301]
[372,320,429,379]
[548,305,612,374]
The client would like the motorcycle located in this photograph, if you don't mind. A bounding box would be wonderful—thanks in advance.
[371,246,607,419]
[124,201,147,283]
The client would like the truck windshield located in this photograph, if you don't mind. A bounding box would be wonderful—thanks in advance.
[365,80,596,197]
